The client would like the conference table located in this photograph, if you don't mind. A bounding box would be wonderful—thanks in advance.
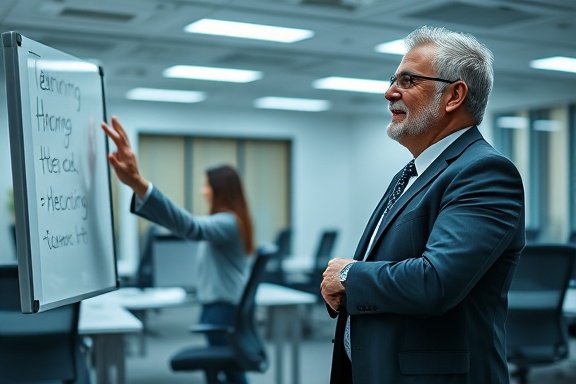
[564,287,576,316]
[87,287,193,356]
[85,283,316,384]
[256,283,317,384]
[79,300,143,384]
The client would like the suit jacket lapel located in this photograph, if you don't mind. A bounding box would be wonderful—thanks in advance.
[352,173,401,261]
[364,126,484,261]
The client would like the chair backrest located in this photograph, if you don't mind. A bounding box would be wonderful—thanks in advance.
[525,228,540,243]
[262,227,291,285]
[274,227,292,258]
[506,244,576,364]
[0,264,86,383]
[314,230,338,271]
[569,232,576,285]
[230,244,276,372]
[134,224,160,288]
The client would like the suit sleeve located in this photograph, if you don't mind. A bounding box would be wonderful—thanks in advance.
[130,186,238,244]
[344,153,524,317]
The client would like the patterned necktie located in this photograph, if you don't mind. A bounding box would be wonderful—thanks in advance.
[382,159,417,215]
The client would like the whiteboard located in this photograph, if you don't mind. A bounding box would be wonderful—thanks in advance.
[1,31,118,313]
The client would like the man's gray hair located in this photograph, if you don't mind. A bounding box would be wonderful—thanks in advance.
[404,26,494,124]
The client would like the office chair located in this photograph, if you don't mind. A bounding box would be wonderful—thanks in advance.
[524,228,540,244]
[567,232,576,335]
[282,230,337,337]
[169,245,276,383]
[0,264,90,383]
[125,224,160,288]
[262,227,291,286]
[286,229,339,297]
[506,244,576,384]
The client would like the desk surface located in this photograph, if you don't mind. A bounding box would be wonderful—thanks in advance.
[79,301,143,334]
[87,283,317,310]
[564,288,576,316]
[87,287,192,310]
[256,283,317,306]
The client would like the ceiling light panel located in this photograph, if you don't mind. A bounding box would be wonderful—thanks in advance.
[126,88,206,103]
[313,76,388,93]
[374,39,406,55]
[254,97,331,112]
[163,65,263,83]
[184,19,314,43]
[530,56,576,74]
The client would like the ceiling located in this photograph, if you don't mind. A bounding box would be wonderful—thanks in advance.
[1,0,576,117]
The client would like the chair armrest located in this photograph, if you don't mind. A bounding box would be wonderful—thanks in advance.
[189,323,234,334]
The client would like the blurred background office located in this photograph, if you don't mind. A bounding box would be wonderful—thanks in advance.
[1,0,576,269]
[1,0,576,383]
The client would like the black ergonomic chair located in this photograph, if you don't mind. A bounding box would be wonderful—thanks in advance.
[283,230,338,336]
[128,224,160,288]
[262,227,291,286]
[506,244,576,384]
[567,232,576,336]
[169,245,276,383]
[0,264,90,383]
[286,229,339,297]
[524,228,540,244]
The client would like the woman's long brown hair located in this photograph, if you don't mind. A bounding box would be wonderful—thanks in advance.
[206,165,255,255]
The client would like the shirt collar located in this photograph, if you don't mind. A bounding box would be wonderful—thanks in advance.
[414,127,471,176]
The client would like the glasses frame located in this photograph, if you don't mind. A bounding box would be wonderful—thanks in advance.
[389,73,459,89]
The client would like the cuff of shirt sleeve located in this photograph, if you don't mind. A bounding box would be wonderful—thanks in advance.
[134,182,154,211]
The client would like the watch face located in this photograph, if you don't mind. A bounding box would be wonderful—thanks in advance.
[340,263,351,284]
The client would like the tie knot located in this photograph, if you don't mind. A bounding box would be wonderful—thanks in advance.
[403,159,417,178]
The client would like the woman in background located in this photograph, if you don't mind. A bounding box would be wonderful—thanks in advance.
[102,116,254,384]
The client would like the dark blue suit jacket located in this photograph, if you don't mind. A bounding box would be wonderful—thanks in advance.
[329,127,525,384]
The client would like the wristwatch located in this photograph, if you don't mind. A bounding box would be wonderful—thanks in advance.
[339,262,354,288]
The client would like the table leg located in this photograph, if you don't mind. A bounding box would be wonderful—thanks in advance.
[290,305,302,384]
[129,309,148,356]
[91,333,126,384]
[270,307,285,384]
[269,305,303,384]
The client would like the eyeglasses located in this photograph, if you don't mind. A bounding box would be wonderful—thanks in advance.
[389,73,459,89]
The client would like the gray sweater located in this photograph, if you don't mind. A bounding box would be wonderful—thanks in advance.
[131,186,249,305]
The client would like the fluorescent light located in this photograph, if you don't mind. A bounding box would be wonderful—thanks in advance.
[497,116,528,129]
[374,39,406,55]
[313,76,387,94]
[530,56,576,73]
[126,88,206,103]
[533,119,561,132]
[163,65,262,83]
[184,19,314,43]
[254,97,331,112]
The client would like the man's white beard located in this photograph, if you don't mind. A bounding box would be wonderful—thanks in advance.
[387,92,443,141]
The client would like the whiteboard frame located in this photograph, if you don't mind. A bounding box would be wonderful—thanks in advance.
[2,31,118,313]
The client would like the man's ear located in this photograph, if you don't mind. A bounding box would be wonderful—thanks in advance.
[445,81,468,113]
